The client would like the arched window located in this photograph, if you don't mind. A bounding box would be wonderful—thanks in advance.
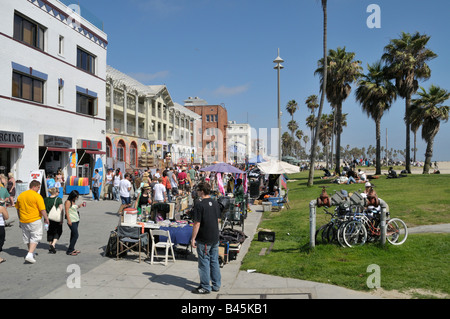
[117,140,125,162]
[106,138,112,158]
[130,141,137,167]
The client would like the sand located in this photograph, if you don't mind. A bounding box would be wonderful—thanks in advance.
[316,161,450,175]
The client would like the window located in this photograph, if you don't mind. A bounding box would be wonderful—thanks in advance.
[206,115,210,122]
[76,92,98,116]
[77,47,96,74]
[58,35,64,55]
[58,79,64,105]
[12,71,44,103]
[13,13,45,51]
[117,140,125,162]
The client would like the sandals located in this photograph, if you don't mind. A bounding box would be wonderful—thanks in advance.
[67,251,79,256]
[0,258,6,264]
[49,245,56,254]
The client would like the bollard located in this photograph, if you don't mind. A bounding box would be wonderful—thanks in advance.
[309,200,316,249]
[379,199,388,246]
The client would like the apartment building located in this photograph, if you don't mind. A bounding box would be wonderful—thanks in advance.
[106,66,199,171]
[184,97,228,164]
[0,0,107,183]
[227,121,251,164]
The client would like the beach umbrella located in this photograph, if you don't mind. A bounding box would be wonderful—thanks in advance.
[199,162,245,174]
[257,159,300,174]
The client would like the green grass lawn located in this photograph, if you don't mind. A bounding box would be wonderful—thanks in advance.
[241,171,450,298]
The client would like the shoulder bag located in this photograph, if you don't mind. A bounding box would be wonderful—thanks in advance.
[48,197,62,222]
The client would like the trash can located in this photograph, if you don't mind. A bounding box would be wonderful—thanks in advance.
[262,202,272,212]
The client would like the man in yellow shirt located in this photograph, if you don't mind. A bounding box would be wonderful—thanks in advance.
[16,180,48,264]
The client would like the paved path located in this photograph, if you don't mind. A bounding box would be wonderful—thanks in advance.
[1,196,447,301]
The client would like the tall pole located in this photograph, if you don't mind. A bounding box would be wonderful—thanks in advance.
[274,49,284,190]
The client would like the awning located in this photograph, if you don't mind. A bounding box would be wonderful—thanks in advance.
[0,143,24,149]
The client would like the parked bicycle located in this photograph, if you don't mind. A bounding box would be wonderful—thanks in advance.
[316,189,408,248]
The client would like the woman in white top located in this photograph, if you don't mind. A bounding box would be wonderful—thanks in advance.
[0,200,10,263]
[112,169,122,201]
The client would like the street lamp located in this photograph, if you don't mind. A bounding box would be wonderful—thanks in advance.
[274,49,284,191]
[273,48,284,162]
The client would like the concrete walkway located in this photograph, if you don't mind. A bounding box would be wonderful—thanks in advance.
[1,198,447,300]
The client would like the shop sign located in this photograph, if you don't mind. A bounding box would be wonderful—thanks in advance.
[0,130,24,145]
[40,135,72,148]
[77,139,102,150]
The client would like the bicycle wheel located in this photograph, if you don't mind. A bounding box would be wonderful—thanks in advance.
[315,224,329,244]
[342,220,367,248]
[335,221,349,247]
[386,218,408,245]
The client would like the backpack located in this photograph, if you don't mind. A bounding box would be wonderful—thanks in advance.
[104,230,127,258]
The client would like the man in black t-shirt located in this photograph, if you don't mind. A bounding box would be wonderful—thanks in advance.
[190,182,221,294]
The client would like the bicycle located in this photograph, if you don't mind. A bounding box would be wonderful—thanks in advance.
[341,210,408,247]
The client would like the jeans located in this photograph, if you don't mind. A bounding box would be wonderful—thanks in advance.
[196,241,221,292]
[113,186,120,201]
[67,221,79,254]
[93,187,99,200]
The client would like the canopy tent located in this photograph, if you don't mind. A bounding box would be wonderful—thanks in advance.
[199,162,245,174]
[257,159,300,175]
[248,155,266,164]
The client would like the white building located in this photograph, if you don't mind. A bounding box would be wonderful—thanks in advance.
[0,0,107,184]
[226,121,251,164]
[170,102,201,165]
[106,66,201,170]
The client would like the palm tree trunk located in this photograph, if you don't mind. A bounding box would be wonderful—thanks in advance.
[423,137,434,174]
[308,0,327,187]
[375,118,381,175]
[334,103,342,174]
[405,95,412,173]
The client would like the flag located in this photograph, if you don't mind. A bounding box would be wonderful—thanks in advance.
[280,174,287,190]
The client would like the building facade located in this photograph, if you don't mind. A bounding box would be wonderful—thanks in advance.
[226,121,251,164]
[184,97,228,164]
[106,66,199,171]
[0,0,107,184]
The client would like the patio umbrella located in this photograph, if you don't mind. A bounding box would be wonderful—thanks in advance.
[199,162,245,174]
[257,159,300,175]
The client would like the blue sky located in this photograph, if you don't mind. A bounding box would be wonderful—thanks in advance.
[75,0,450,160]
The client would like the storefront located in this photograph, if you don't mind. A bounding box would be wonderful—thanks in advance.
[38,134,74,178]
[0,130,24,176]
[76,139,105,178]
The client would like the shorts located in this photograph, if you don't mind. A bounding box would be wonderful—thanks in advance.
[20,219,43,244]
[121,196,131,205]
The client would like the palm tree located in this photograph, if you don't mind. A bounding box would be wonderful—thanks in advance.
[303,135,309,152]
[410,85,449,173]
[318,114,334,168]
[305,94,319,140]
[305,114,317,143]
[286,100,298,136]
[355,61,397,174]
[315,46,363,174]
[287,120,299,155]
[382,31,437,173]
[308,0,327,187]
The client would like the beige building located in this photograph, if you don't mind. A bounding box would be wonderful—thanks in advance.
[106,66,198,171]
